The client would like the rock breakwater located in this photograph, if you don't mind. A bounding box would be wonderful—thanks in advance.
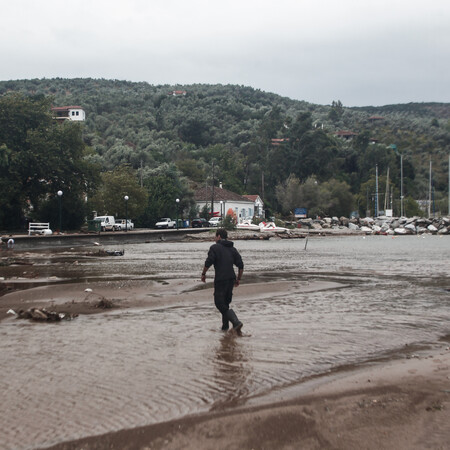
[299,216,450,235]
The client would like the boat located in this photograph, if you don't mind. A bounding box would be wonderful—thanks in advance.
[259,221,289,233]
[236,220,261,231]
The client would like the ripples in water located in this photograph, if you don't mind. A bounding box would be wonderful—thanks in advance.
[0,235,449,449]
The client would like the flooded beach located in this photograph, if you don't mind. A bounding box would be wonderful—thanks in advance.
[0,234,449,449]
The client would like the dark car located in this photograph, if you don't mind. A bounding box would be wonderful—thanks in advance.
[191,218,208,228]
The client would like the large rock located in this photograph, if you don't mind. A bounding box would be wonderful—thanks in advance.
[348,222,360,230]
[427,224,438,233]
[404,223,416,233]
[360,217,374,226]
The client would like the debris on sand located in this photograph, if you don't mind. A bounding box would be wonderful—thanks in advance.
[95,298,114,309]
[84,249,124,257]
[8,308,78,322]
[83,289,116,309]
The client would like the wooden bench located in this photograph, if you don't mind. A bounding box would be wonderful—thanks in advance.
[28,222,51,235]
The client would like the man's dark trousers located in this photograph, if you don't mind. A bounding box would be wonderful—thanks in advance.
[214,279,236,330]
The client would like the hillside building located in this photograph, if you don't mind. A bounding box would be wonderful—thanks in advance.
[51,106,85,121]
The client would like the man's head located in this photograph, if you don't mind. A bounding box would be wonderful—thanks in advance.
[216,228,228,240]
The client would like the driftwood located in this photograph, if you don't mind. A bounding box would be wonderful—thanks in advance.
[12,308,78,322]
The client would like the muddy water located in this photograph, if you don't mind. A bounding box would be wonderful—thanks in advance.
[1,235,449,449]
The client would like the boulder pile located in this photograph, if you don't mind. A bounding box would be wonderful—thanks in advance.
[298,216,450,235]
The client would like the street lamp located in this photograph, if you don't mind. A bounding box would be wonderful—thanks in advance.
[57,190,63,233]
[124,195,129,232]
[220,201,223,221]
[176,198,180,229]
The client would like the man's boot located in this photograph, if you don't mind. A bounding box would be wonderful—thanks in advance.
[226,309,243,332]
[221,313,229,331]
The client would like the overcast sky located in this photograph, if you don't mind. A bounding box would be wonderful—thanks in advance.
[1,0,449,106]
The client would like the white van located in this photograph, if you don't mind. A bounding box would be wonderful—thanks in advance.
[93,215,116,231]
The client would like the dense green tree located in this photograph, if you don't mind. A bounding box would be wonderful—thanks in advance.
[319,179,354,217]
[88,166,148,219]
[2,79,449,222]
[137,164,194,226]
[0,93,98,230]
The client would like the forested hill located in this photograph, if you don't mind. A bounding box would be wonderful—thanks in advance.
[1,78,449,220]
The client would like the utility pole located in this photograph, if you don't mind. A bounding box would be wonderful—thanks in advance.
[211,162,215,218]
[261,171,265,204]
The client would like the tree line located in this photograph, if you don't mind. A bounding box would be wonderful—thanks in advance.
[0,79,449,231]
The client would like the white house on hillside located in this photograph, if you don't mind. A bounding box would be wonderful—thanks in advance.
[194,186,261,221]
[51,106,86,122]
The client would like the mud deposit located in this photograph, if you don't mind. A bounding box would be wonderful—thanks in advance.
[0,235,449,449]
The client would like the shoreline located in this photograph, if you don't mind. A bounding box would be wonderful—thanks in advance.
[45,337,450,450]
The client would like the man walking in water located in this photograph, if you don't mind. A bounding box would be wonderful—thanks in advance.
[201,228,244,333]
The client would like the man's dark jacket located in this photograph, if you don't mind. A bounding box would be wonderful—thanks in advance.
[205,239,244,282]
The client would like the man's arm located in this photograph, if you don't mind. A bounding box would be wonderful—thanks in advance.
[201,265,209,283]
[235,268,243,286]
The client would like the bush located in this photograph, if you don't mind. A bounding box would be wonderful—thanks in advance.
[222,214,236,230]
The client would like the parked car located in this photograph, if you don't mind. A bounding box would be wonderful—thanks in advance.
[155,218,176,229]
[208,217,222,227]
[191,218,208,228]
[93,215,116,231]
[115,219,134,231]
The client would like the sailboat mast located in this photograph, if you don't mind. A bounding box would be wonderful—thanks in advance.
[400,154,404,217]
[375,164,379,218]
[384,167,390,212]
[428,159,432,217]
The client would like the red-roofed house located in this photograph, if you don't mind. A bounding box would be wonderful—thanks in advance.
[271,138,289,146]
[335,130,358,140]
[194,186,261,220]
[368,116,385,122]
[51,106,85,121]
[243,195,264,218]
[170,90,187,96]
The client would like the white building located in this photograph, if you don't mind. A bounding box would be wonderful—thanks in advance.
[243,195,264,218]
[194,186,261,221]
[51,106,86,122]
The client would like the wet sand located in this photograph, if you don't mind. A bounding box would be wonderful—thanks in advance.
[2,278,449,449]
[45,338,450,450]
[1,242,449,450]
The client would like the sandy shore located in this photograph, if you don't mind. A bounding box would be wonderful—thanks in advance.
[44,338,449,450]
[3,283,447,450]
[1,251,449,450]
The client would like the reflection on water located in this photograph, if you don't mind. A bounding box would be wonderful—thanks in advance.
[211,333,252,410]
[0,235,449,449]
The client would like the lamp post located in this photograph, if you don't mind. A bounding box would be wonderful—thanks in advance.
[220,201,223,221]
[176,198,180,229]
[124,195,129,232]
[57,190,63,233]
